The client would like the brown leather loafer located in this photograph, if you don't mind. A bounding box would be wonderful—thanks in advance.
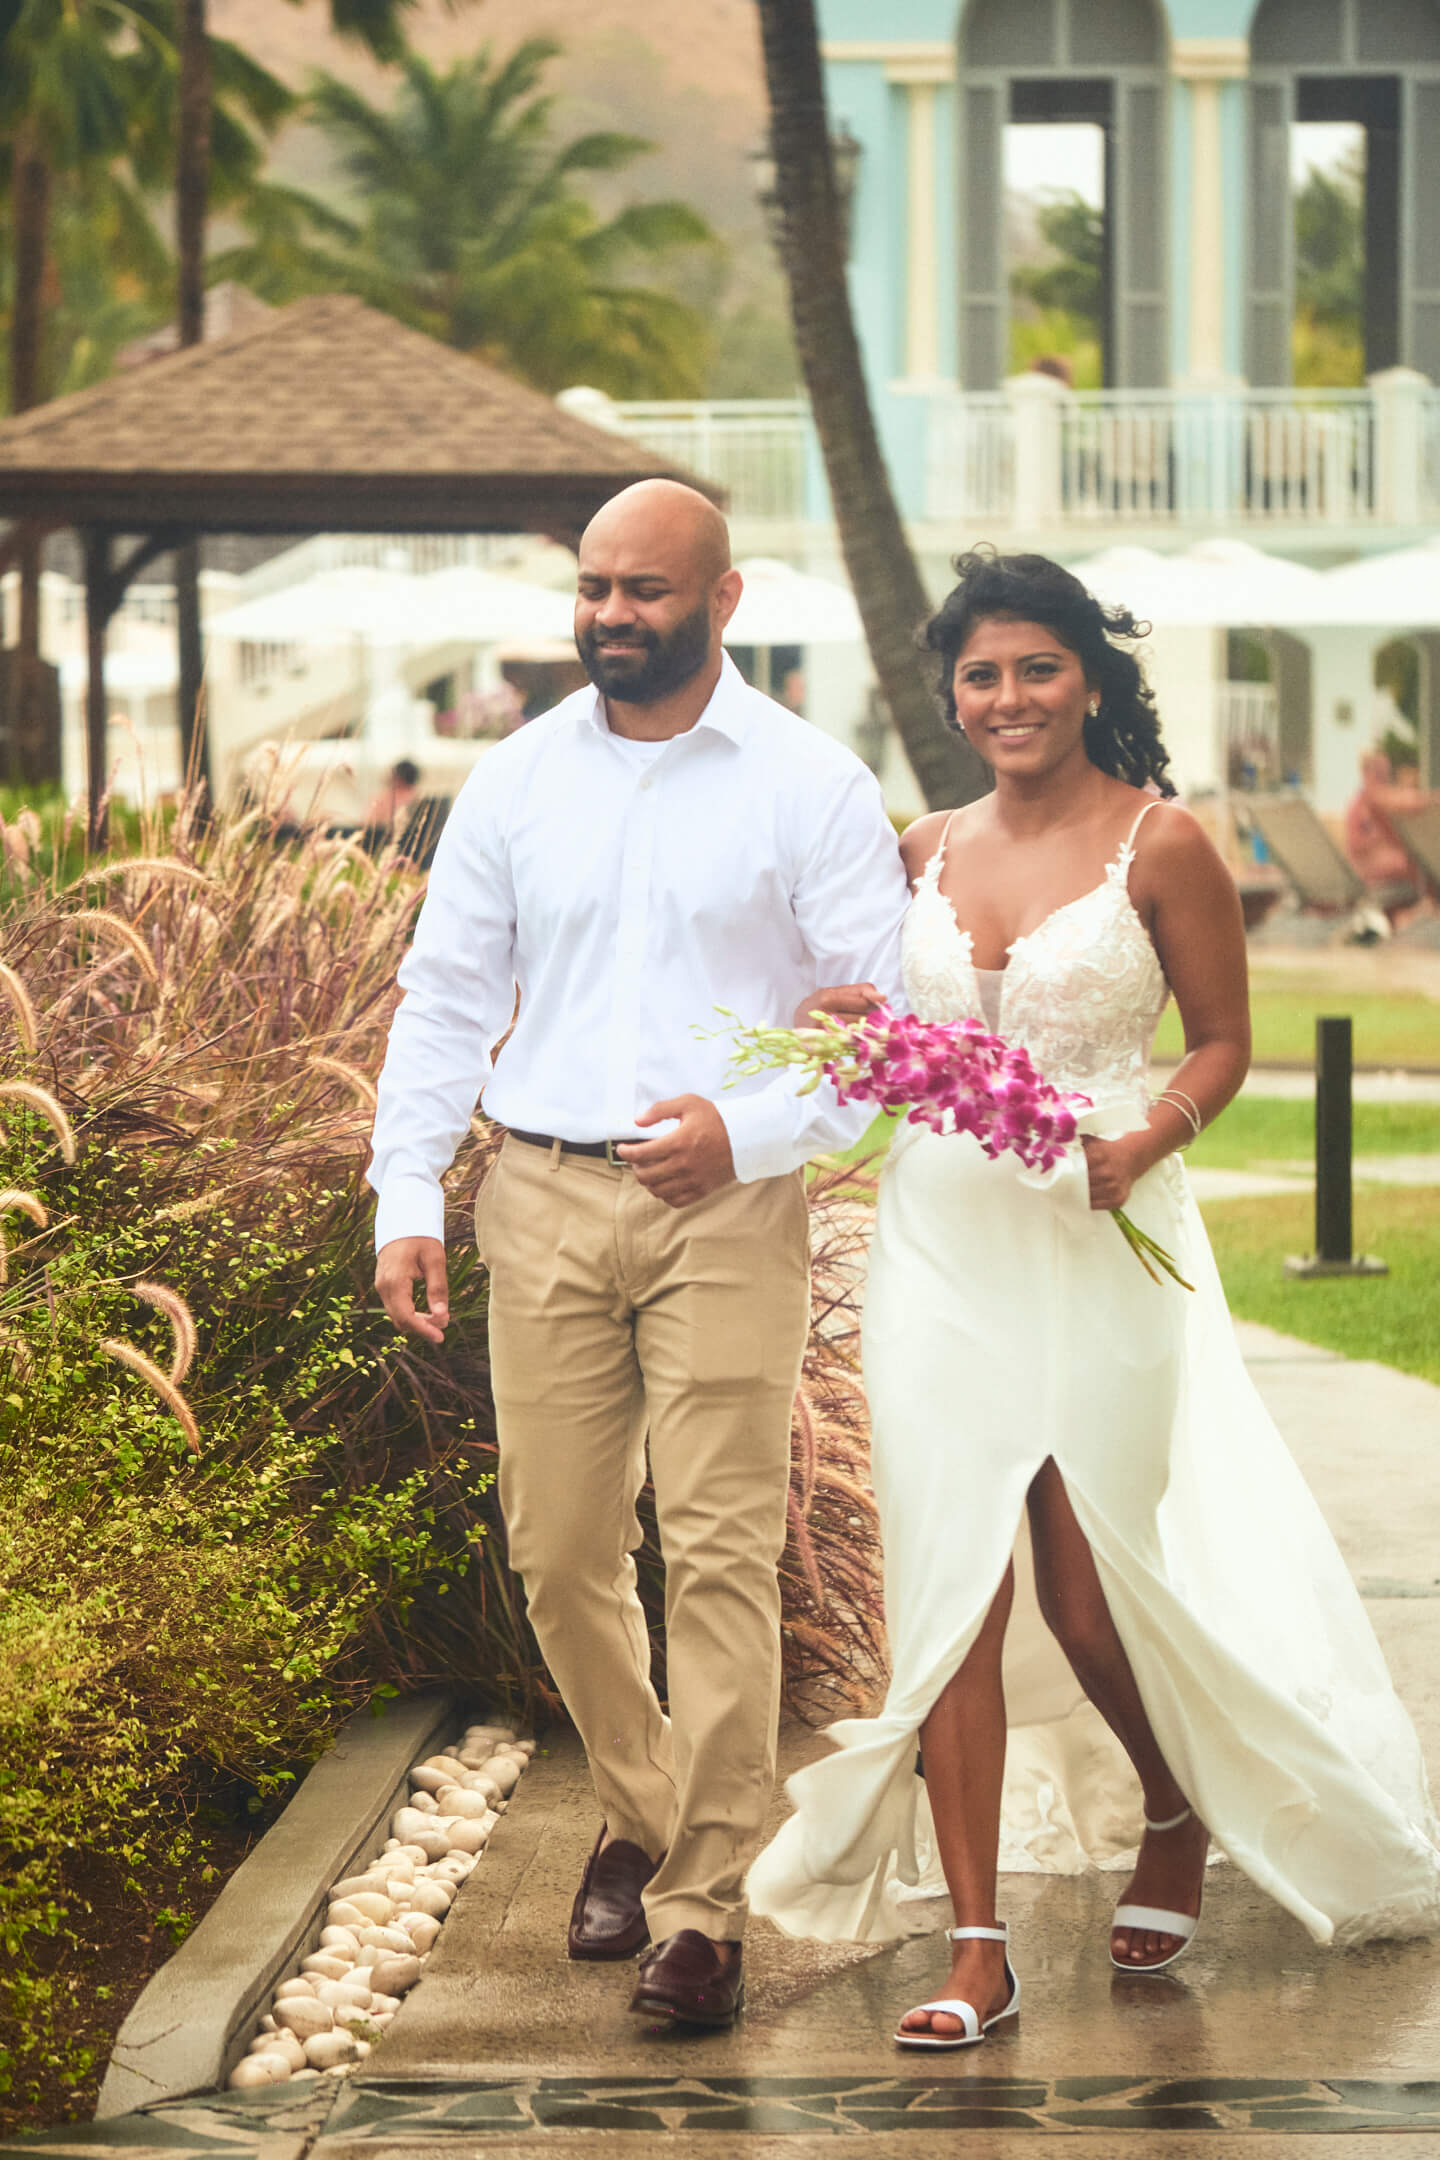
[629,1929,745,2027]
[567,1829,658,1961]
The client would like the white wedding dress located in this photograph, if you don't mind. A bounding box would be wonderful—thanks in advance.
[750,804,1440,1948]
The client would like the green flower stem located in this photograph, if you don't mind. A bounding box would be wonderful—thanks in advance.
[1112,1208,1195,1291]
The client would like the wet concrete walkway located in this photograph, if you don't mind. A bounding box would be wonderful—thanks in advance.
[18,1323,1440,2160]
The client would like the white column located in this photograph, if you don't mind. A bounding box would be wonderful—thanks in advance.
[905,82,940,382]
[1172,39,1248,388]
[1005,370,1067,527]
[1369,366,1431,527]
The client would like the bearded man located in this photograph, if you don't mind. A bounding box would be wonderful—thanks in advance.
[370,480,907,2027]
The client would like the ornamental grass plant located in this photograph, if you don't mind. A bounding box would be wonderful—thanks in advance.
[0,771,884,2125]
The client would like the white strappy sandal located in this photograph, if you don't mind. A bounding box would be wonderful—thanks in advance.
[1110,1806,1204,1974]
[894,1922,1021,2051]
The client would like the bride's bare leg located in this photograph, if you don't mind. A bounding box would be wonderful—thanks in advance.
[899,1562,1016,2038]
[1026,1460,1209,1967]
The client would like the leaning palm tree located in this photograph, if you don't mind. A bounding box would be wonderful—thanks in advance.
[217,40,715,398]
[754,0,984,809]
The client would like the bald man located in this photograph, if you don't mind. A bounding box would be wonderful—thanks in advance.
[370,481,908,2027]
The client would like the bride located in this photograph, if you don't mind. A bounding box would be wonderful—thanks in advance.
[747,549,1440,2048]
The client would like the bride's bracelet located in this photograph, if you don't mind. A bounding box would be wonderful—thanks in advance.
[1153,1087,1203,1147]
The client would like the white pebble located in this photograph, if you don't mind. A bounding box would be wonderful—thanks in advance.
[352,1944,382,1968]
[442,1815,492,1854]
[397,1842,431,1864]
[258,2013,277,2032]
[344,1891,394,1923]
[368,1991,402,2014]
[320,1926,361,1954]
[313,1977,373,2009]
[356,1923,414,1953]
[420,1753,469,1781]
[482,1758,521,1796]
[385,1877,419,1904]
[326,1899,369,1930]
[368,2010,394,2030]
[303,2029,358,2070]
[369,1953,422,1996]
[274,1978,315,2001]
[276,1998,334,2039]
[331,1870,393,1902]
[436,1784,491,1820]
[392,1807,438,1843]
[401,1914,441,1954]
[229,2056,289,2089]
[405,1879,454,1917]
[301,1953,352,1980]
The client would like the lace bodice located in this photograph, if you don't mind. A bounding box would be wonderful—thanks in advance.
[902,809,1170,1114]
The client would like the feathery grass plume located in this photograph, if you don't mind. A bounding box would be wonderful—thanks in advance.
[0,1330,32,1379]
[0,1083,76,1163]
[0,964,38,1055]
[73,909,160,985]
[100,1338,202,1454]
[0,1188,49,1285]
[792,1385,818,1515]
[307,1054,379,1111]
[131,1280,198,1385]
[74,859,212,893]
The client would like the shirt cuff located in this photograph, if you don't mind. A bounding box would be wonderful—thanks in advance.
[714,1088,804,1184]
[373,1172,447,1252]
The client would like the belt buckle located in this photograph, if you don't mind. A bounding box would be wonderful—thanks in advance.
[604,1138,627,1168]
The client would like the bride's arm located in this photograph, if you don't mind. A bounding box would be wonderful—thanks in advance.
[1083,806,1251,1213]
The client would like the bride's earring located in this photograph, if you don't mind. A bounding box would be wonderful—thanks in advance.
[1087,699,1100,718]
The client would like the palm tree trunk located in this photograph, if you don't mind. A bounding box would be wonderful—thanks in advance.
[754,0,984,809]
[175,0,212,802]
[7,118,54,787]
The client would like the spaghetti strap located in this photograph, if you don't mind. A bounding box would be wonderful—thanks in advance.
[917,807,963,887]
[1124,795,1167,851]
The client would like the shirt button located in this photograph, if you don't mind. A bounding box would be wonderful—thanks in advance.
[639,775,654,791]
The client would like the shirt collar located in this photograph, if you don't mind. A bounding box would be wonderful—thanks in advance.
[581,651,754,750]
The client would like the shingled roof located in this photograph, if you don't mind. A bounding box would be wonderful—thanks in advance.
[0,293,700,534]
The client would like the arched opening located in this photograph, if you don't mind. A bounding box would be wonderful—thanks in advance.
[1248,0,1440,384]
[957,0,1168,390]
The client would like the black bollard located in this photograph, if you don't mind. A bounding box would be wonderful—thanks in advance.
[1284,1015,1387,1279]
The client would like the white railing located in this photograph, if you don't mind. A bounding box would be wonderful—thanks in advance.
[1424,391,1440,524]
[603,382,1437,530]
[232,533,515,602]
[925,395,1014,522]
[606,400,811,522]
[1216,680,1281,790]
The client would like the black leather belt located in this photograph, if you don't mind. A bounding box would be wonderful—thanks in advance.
[507,1127,637,1165]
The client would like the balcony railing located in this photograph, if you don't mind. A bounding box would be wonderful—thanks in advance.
[605,376,1435,532]
[606,400,810,523]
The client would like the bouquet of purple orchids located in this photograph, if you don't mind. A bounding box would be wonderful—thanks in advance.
[723,1002,1191,1289]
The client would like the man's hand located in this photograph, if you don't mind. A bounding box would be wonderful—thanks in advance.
[792,981,883,1030]
[376,1235,450,1343]
[618,1094,736,1209]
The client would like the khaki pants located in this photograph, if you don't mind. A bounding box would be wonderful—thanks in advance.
[476,1136,811,1941]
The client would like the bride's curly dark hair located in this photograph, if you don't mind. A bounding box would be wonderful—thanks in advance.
[921,547,1176,798]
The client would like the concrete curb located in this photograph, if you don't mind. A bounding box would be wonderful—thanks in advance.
[96,1691,457,2118]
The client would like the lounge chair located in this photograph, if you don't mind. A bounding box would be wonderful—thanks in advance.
[1390,803,1440,900]
[1242,796,1366,914]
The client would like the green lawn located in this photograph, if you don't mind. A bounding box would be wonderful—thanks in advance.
[1154,983,1440,1069]
[1189,1094,1440,1171]
[1200,1187,1440,1387]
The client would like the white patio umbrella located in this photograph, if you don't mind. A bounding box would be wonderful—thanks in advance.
[421,564,576,648]
[1069,540,1329,628]
[723,557,862,694]
[1313,537,1440,628]
[724,557,863,646]
[204,563,448,646]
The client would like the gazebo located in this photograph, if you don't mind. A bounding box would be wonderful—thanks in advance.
[0,294,705,839]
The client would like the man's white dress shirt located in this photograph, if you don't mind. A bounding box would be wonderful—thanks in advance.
[368,656,910,1249]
